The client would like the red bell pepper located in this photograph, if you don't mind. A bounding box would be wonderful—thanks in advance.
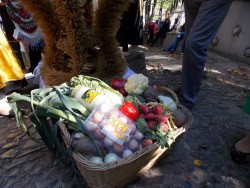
[119,101,139,121]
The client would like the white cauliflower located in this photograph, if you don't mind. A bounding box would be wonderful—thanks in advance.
[124,73,149,94]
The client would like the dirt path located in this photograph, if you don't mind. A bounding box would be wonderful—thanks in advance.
[0,45,249,188]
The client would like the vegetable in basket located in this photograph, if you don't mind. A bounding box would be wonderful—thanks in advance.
[110,79,128,96]
[158,95,177,111]
[142,85,159,102]
[119,101,139,121]
[71,132,107,156]
[124,73,149,95]
[172,109,188,128]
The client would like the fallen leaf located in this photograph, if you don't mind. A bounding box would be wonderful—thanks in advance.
[194,159,202,167]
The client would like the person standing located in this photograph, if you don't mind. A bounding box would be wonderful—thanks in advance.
[150,10,171,47]
[116,0,143,52]
[5,0,44,73]
[145,20,158,45]
[0,1,26,69]
[0,27,28,116]
[180,0,233,109]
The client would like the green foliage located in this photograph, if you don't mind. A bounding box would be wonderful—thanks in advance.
[124,94,146,108]
[136,117,175,148]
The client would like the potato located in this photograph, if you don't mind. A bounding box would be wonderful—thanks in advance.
[71,135,105,156]
[172,109,188,128]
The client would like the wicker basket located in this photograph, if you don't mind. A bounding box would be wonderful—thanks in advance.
[58,86,193,188]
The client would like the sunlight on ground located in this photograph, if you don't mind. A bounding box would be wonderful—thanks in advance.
[136,45,148,50]
[206,69,224,75]
[142,169,163,178]
[217,78,249,89]
[147,55,169,60]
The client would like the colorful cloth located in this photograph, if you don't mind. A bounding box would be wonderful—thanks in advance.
[5,0,43,49]
[0,27,25,89]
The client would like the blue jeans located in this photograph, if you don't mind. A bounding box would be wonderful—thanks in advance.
[165,32,185,53]
[180,0,232,109]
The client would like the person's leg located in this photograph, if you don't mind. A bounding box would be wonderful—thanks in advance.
[10,42,26,69]
[29,45,43,73]
[170,32,184,52]
[151,30,162,46]
[162,41,174,52]
[162,33,181,52]
[180,0,232,109]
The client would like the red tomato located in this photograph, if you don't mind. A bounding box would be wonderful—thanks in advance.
[119,101,139,121]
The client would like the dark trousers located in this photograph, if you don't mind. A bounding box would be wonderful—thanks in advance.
[164,32,185,53]
[181,0,233,109]
[29,45,43,73]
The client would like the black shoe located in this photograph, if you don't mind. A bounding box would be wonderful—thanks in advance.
[231,145,250,164]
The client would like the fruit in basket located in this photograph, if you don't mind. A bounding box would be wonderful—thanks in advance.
[90,156,104,165]
[104,136,115,147]
[128,139,139,151]
[127,123,136,134]
[119,116,128,124]
[122,149,133,157]
[92,111,104,124]
[142,139,153,148]
[104,153,120,163]
[122,149,133,158]
[94,128,106,139]
[99,103,112,114]
[113,143,125,154]
[172,109,188,128]
[85,122,98,132]
[134,130,144,141]
[107,109,120,118]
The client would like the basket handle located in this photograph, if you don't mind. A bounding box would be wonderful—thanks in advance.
[58,121,71,148]
[157,86,179,104]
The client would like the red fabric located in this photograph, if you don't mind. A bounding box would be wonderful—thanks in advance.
[146,22,158,35]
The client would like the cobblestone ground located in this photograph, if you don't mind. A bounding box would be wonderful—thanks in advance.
[0,45,250,188]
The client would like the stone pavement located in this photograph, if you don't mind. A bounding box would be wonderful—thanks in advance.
[0,45,250,188]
